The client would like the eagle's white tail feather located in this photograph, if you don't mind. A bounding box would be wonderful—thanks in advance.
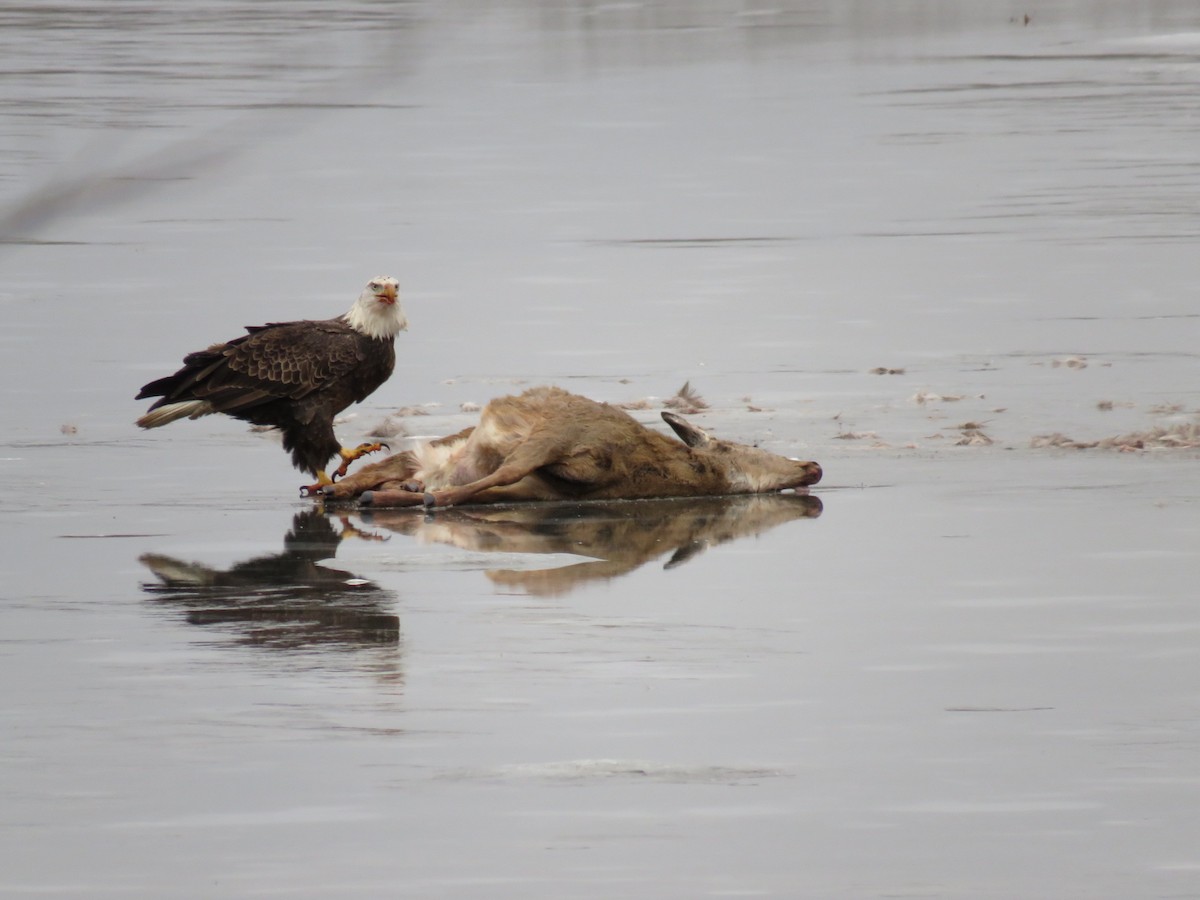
[139,554,213,586]
[136,400,213,429]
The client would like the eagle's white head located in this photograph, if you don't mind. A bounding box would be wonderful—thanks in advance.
[345,275,407,340]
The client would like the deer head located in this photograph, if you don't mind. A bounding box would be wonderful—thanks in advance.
[662,411,822,492]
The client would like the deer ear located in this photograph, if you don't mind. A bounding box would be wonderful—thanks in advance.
[662,411,711,448]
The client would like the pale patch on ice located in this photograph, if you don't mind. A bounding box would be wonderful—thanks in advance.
[1107,32,1200,48]
[889,799,1102,815]
[106,805,381,829]
[1081,548,1195,560]
[441,758,785,784]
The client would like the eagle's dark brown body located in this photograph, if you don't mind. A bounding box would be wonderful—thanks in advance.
[136,317,396,476]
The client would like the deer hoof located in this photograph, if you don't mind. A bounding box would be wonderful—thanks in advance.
[422,492,436,508]
[360,490,375,507]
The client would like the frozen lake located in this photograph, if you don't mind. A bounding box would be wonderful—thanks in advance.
[2,2,1199,897]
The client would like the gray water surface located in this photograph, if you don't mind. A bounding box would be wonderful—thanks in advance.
[2,3,1199,897]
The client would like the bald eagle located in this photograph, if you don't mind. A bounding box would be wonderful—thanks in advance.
[136,276,406,492]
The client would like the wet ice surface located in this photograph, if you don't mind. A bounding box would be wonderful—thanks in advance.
[2,2,1200,897]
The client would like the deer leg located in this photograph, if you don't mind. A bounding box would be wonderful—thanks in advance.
[359,488,429,508]
[316,450,421,501]
[424,431,573,508]
[423,461,539,508]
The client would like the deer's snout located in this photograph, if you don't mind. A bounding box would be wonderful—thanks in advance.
[795,460,822,486]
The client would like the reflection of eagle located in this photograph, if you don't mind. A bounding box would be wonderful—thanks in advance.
[139,510,399,650]
[136,276,406,488]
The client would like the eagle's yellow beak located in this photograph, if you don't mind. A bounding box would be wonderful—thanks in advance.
[379,282,398,305]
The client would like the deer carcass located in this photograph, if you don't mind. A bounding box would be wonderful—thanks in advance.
[323,386,822,508]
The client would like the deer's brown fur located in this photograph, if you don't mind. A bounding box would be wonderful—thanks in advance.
[324,386,821,508]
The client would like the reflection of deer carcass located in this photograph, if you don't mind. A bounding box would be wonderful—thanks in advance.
[362,493,823,595]
[323,386,822,508]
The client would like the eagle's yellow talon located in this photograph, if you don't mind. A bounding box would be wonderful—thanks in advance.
[334,442,387,479]
[299,469,335,496]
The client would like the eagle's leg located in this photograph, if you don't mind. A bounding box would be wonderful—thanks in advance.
[333,442,388,479]
[334,516,389,543]
[299,469,335,497]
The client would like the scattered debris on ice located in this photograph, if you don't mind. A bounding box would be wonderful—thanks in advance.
[955,427,994,446]
[367,416,405,439]
[1032,419,1200,451]
[1051,356,1088,369]
[913,391,965,405]
[620,381,709,414]
[663,381,709,414]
